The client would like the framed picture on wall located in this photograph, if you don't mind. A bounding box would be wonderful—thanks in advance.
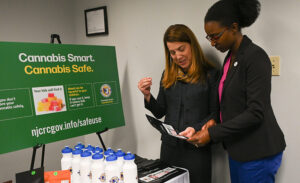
[84,6,109,36]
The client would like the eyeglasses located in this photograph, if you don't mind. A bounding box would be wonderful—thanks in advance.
[205,29,227,42]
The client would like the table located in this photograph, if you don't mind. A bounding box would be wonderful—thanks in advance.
[135,155,190,183]
[165,169,189,183]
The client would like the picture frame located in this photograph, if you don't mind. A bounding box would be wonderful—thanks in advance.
[84,6,109,36]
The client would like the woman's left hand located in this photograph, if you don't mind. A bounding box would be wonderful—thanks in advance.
[179,127,195,138]
[187,129,211,147]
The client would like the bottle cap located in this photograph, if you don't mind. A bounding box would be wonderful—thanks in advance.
[124,153,135,160]
[104,149,115,156]
[115,150,125,157]
[92,153,104,160]
[106,154,117,162]
[94,146,103,153]
[85,144,95,152]
[81,150,92,157]
[61,146,72,153]
[74,142,85,149]
[72,149,82,155]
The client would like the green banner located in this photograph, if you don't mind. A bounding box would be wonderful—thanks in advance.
[0,41,125,154]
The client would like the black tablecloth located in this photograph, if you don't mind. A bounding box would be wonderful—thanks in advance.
[135,155,188,183]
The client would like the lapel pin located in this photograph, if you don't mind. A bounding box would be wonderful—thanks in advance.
[234,62,238,67]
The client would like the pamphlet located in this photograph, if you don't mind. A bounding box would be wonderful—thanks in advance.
[145,114,188,140]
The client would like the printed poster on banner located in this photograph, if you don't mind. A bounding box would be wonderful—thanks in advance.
[0,41,125,154]
[32,85,67,115]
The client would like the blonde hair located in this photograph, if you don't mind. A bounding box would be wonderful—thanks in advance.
[162,24,214,88]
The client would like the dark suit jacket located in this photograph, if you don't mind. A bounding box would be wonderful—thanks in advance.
[145,69,219,146]
[208,36,286,162]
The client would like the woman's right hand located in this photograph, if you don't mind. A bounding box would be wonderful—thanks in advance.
[138,77,152,102]
[201,119,216,130]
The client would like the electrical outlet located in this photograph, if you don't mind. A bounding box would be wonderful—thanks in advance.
[269,56,280,76]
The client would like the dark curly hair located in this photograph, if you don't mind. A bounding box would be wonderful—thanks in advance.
[205,0,261,29]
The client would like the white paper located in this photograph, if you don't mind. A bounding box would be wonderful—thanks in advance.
[162,123,188,140]
[86,9,105,34]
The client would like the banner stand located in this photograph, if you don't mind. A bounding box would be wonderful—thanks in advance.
[50,34,61,44]
[30,144,45,170]
[96,128,108,151]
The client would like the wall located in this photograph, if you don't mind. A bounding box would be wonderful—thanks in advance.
[0,0,84,182]
[73,0,300,183]
[0,0,299,182]
[250,1,300,182]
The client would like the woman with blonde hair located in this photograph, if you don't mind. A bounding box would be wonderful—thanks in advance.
[138,24,219,183]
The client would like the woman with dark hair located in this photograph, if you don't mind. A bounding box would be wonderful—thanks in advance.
[183,0,286,182]
[138,24,219,183]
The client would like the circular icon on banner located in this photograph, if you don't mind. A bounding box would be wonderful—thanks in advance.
[100,84,112,98]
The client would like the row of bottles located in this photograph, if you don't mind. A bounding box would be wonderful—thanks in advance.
[61,143,138,183]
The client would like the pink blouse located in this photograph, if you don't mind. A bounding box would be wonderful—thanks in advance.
[218,55,231,122]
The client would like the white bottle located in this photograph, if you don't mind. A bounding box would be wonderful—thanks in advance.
[123,153,138,183]
[71,149,82,183]
[105,154,120,183]
[104,148,115,165]
[80,151,92,183]
[115,149,125,182]
[115,149,125,167]
[91,153,106,183]
[61,146,73,171]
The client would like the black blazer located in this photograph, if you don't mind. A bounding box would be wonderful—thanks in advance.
[145,69,219,146]
[208,36,286,162]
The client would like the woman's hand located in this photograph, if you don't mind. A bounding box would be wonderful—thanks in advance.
[186,120,216,147]
[202,119,216,130]
[179,127,196,138]
[138,77,152,102]
[187,129,211,147]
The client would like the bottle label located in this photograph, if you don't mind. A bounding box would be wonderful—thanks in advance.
[100,173,106,182]
[120,172,124,181]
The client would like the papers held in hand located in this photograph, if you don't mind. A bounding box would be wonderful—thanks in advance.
[145,114,188,140]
